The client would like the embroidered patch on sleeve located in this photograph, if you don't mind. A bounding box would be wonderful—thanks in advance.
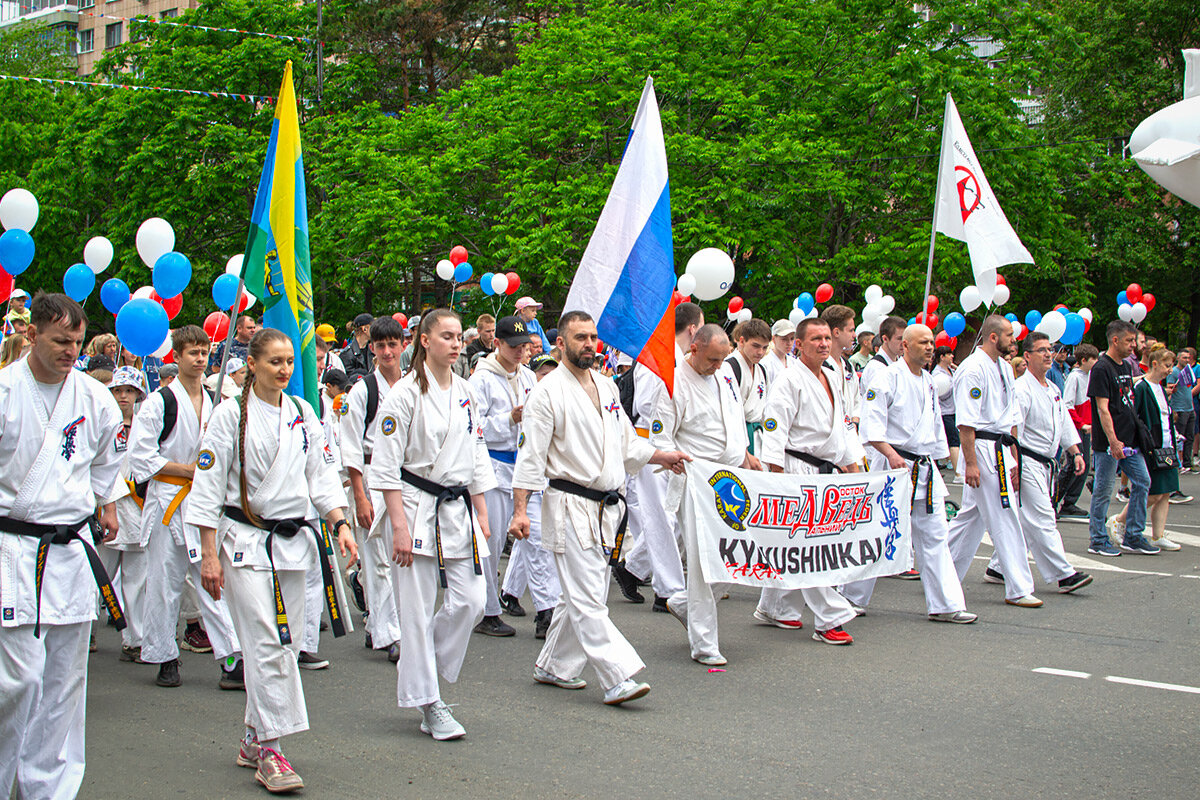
[969,387,982,400]
[763,418,778,431]
[197,450,215,470]
[651,420,663,434]
[380,416,397,436]
[865,389,876,401]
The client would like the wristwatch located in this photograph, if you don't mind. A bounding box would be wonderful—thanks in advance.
[334,519,352,535]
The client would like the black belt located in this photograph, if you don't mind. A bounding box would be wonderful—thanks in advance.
[0,515,125,638]
[547,478,628,566]
[893,447,935,514]
[399,469,481,589]
[222,506,347,645]
[784,449,842,474]
[1018,445,1057,504]
[975,431,1021,508]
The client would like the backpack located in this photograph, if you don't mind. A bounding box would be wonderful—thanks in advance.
[615,368,637,423]
[362,373,380,437]
[726,355,743,386]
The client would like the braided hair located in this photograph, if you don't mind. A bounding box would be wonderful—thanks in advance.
[236,328,292,526]
[405,309,460,394]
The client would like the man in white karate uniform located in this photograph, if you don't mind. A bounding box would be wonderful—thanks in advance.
[821,305,861,425]
[340,316,405,660]
[947,315,1042,607]
[725,318,771,454]
[0,294,125,799]
[858,324,977,622]
[754,318,860,644]
[510,311,689,705]
[133,325,242,689]
[760,318,799,384]
[652,325,759,665]
[859,316,906,400]
[982,332,1094,596]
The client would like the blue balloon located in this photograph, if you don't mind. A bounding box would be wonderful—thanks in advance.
[62,263,94,302]
[908,316,917,326]
[212,273,240,310]
[453,262,472,283]
[797,292,815,314]
[1117,290,1128,306]
[943,312,967,338]
[480,271,495,295]
[115,298,169,357]
[1025,310,1042,330]
[1004,313,1018,323]
[0,229,35,276]
[153,251,191,300]
[1062,312,1086,346]
[100,278,130,314]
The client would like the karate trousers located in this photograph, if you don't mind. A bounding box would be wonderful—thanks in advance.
[498,490,561,613]
[393,555,485,708]
[536,531,646,690]
[987,461,1074,584]
[670,501,721,660]
[222,552,309,740]
[947,441,1036,600]
[625,465,685,598]
[349,490,401,650]
[302,559,323,654]
[142,527,240,665]
[98,543,148,650]
[0,621,89,800]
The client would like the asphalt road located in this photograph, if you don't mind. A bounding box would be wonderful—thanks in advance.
[82,475,1200,799]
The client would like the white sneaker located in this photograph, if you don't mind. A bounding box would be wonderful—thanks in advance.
[848,602,867,617]
[1151,537,1182,551]
[694,653,728,666]
[533,666,587,690]
[929,610,978,624]
[665,595,688,628]
[1004,594,1044,608]
[419,700,465,741]
[603,679,651,705]
[1106,515,1125,547]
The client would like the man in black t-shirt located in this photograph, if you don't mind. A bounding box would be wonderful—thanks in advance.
[1087,319,1158,556]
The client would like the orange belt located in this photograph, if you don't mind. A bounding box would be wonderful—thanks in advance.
[635,427,649,439]
[124,479,145,510]
[152,474,192,525]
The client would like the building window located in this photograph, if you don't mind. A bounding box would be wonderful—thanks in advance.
[105,21,122,49]
[161,9,178,18]
[79,28,94,53]
[80,0,95,8]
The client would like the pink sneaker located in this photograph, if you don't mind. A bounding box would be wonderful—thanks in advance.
[237,738,259,769]
[255,748,304,793]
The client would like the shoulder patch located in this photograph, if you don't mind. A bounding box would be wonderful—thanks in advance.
[763,418,778,432]
[518,432,525,448]
[197,450,215,470]
[969,387,982,400]
[651,420,663,434]
[337,402,350,416]
[865,389,876,401]
[380,415,397,436]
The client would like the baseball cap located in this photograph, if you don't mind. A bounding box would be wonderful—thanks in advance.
[515,296,543,311]
[87,354,116,373]
[531,353,557,372]
[323,368,348,390]
[107,366,147,399]
[9,288,29,301]
[771,319,796,337]
[159,363,179,378]
[406,315,421,333]
[316,323,336,343]
[353,313,374,328]
[615,351,634,368]
[496,315,536,346]
[225,357,246,375]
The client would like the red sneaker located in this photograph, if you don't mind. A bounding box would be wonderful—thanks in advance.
[181,627,212,653]
[237,738,259,769]
[892,569,921,580]
[812,626,853,645]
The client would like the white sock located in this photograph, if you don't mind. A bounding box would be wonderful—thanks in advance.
[259,738,281,755]
[243,726,257,745]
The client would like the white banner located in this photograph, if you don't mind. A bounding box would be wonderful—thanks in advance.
[682,458,913,590]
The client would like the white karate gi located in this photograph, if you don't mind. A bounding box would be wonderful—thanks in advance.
[97,423,148,651]
[652,361,748,661]
[471,355,560,615]
[827,354,861,423]
[370,368,496,708]
[513,366,655,690]
[858,350,895,399]
[186,392,347,741]
[0,361,123,800]
[340,369,402,650]
[728,348,768,454]
[946,350,1036,600]
[756,362,861,631]
[131,381,241,666]
[760,349,798,385]
[855,361,967,614]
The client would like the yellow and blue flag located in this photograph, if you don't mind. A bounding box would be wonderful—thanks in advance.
[240,61,318,409]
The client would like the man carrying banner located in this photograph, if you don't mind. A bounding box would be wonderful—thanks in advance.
[947,315,1042,607]
[858,324,976,622]
[652,324,758,665]
[754,317,861,644]
[509,311,689,705]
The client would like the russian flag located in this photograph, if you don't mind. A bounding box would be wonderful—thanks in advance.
[564,77,676,394]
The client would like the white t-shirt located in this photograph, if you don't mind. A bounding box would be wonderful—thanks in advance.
[35,377,65,418]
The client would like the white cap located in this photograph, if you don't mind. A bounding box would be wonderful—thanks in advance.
[225,357,246,375]
[107,366,147,399]
[771,319,796,337]
[9,288,29,301]
[616,351,634,368]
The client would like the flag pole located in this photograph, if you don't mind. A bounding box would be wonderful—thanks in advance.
[922,93,953,322]
[211,278,245,403]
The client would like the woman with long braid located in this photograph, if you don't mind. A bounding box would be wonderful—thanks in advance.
[187,328,357,794]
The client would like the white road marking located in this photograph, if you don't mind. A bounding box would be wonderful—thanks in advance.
[1033,667,1091,679]
[1105,676,1200,695]
[1161,530,1200,547]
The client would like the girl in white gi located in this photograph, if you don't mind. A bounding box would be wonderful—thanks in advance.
[189,328,357,794]
[374,309,496,741]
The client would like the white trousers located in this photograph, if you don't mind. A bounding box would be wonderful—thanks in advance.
[393,555,485,708]
[670,508,720,660]
[948,442,1036,599]
[222,553,309,741]
[987,462,1074,584]
[142,528,240,664]
[626,466,685,597]
[0,621,90,800]
[500,491,561,613]
[350,491,401,649]
[302,557,323,654]
[98,544,148,649]
[536,532,645,690]
[482,486,512,617]
[756,585,857,631]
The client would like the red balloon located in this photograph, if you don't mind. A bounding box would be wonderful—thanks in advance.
[150,289,183,321]
[1016,324,1029,341]
[1083,318,1091,333]
[0,263,12,303]
[815,283,833,303]
[162,349,175,364]
[1126,283,1142,304]
[392,312,408,328]
[1142,293,1155,312]
[935,331,952,347]
[596,340,605,353]
[1053,303,1067,310]
[949,336,957,349]
[671,290,684,306]
[916,311,939,328]
[203,311,230,341]
[449,245,469,266]
[728,296,744,314]
[505,272,520,295]
[926,295,939,313]
[996,274,1006,286]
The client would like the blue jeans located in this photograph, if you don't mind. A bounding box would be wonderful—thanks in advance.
[1088,451,1151,546]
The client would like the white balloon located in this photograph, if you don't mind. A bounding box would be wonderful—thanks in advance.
[1117,302,1133,322]
[1011,320,1022,338]
[491,272,509,295]
[436,259,455,281]
[0,188,39,232]
[151,330,173,359]
[135,217,175,268]
[975,268,997,307]
[83,236,113,274]
[241,290,256,312]
[676,273,697,297]
[788,308,807,327]
[727,308,739,321]
[993,284,1011,306]
[855,322,874,337]
[1079,307,1093,323]
[132,285,154,301]
[879,295,895,314]
[684,248,735,301]
[805,308,818,320]
[959,285,982,313]
[737,307,752,323]
[225,254,245,276]
[864,284,883,305]
[863,308,884,329]
[1039,310,1067,342]
[1131,301,1147,323]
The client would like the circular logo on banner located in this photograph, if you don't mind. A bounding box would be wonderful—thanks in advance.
[708,470,750,532]
[969,387,982,400]
[518,432,525,448]
[380,416,397,436]
[197,450,215,470]
[764,418,778,432]
[651,420,663,434]
[865,389,876,401]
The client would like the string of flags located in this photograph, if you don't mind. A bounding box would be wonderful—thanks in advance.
[79,11,318,45]
[0,74,274,104]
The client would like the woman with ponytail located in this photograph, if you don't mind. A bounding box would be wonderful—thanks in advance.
[373,308,497,740]
[186,328,357,794]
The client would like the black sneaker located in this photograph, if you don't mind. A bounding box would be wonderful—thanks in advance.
[534,609,552,640]
[1120,538,1161,555]
[983,567,1005,584]
[156,659,181,688]
[1057,572,1093,594]
[500,593,527,617]
[348,569,367,613]
[89,633,97,653]
[652,596,670,613]
[364,626,373,650]
[1116,487,1131,502]
[298,651,329,670]
[611,563,645,604]
[1057,504,1088,518]
[473,615,516,637]
[387,642,401,663]
[120,645,143,663]
[1169,491,1193,505]
[319,619,329,632]
[219,658,245,691]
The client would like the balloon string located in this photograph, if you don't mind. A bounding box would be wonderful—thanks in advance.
[0,296,12,350]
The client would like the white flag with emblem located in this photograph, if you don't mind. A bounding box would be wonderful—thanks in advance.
[934,94,1033,303]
